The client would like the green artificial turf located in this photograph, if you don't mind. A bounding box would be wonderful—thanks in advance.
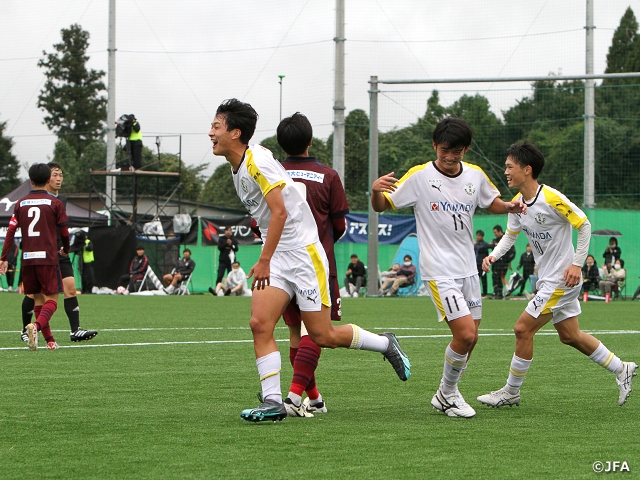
[0,294,637,479]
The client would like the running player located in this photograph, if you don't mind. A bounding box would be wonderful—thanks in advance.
[19,162,98,343]
[277,112,348,417]
[371,117,526,418]
[477,141,637,407]
[209,99,410,422]
[0,163,70,350]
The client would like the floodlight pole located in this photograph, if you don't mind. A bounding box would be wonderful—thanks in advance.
[105,0,117,218]
[332,0,346,184]
[584,0,596,208]
[278,75,285,121]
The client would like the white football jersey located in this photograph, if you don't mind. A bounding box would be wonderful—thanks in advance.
[232,144,319,251]
[506,185,587,286]
[384,161,500,280]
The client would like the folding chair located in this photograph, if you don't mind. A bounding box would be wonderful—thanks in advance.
[177,270,194,295]
[136,267,163,292]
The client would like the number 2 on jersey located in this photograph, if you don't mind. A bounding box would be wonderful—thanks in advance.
[27,206,41,237]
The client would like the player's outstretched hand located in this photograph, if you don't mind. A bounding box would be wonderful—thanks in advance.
[248,257,271,290]
[0,260,7,275]
[371,172,399,194]
[506,199,527,215]
[563,264,581,288]
[482,255,496,273]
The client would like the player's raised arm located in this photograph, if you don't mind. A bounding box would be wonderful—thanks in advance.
[371,172,398,212]
[486,197,527,215]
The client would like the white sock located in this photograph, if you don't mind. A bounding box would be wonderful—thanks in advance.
[348,324,388,352]
[440,344,468,395]
[256,351,282,403]
[588,342,622,373]
[166,285,174,293]
[287,392,302,406]
[310,393,323,405]
[506,354,532,393]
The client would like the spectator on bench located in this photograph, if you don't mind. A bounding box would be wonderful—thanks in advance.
[163,248,196,294]
[383,254,416,297]
[344,254,366,298]
[118,246,149,292]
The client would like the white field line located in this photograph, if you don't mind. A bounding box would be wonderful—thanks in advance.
[0,328,638,351]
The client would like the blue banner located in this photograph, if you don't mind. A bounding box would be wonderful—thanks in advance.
[339,214,416,245]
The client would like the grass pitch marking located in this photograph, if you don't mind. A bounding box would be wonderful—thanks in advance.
[1,329,638,351]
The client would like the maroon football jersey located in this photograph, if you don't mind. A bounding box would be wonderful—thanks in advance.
[4,190,69,266]
[282,157,349,276]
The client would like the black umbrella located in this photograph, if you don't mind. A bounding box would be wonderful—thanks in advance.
[592,229,623,237]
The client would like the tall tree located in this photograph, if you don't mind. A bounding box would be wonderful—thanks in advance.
[605,7,639,74]
[343,109,370,211]
[0,119,20,196]
[38,24,106,156]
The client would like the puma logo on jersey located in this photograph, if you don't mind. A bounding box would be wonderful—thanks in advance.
[431,184,442,192]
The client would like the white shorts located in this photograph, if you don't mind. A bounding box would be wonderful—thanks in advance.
[525,280,581,324]
[269,241,330,313]
[427,275,482,322]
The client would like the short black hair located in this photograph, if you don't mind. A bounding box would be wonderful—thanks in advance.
[609,237,618,245]
[183,248,191,254]
[506,141,545,179]
[215,98,258,144]
[136,245,145,251]
[277,112,313,156]
[617,258,625,268]
[404,254,412,261]
[476,230,484,236]
[350,254,358,259]
[232,260,240,266]
[29,163,51,187]
[47,162,63,173]
[432,117,473,149]
[493,225,503,233]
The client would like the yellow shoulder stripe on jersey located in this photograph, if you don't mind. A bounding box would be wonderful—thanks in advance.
[541,186,587,229]
[246,149,285,196]
[510,192,521,202]
[383,162,430,210]
[465,162,500,194]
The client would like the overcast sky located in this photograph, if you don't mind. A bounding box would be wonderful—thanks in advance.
[1,0,638,180]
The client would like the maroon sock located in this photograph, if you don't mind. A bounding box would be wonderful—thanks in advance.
[36,300,57,342]
[289,335,322,397]
[289,347,298,367]
[34,305,43,321]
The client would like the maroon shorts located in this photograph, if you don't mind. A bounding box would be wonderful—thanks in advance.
[22,264,63,295]
[283,275,341,325]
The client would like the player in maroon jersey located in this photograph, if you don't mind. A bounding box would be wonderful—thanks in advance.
[277,112,349,416]
[19,162,98,343]
[0,163,70,350]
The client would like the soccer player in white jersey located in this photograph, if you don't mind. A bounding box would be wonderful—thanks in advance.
[209,99,411,422]
[477,141,637,408]
[371,117,526,418]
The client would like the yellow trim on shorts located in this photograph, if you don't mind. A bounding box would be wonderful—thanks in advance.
[428,280,447,320]
[541,288,565,315]
[246,149,285,196]
[305,243,330,308]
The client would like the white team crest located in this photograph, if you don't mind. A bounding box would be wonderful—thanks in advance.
[428,179,443,192]
[463,182,476,196]
[240,178,249,194]
[535,212,546,225]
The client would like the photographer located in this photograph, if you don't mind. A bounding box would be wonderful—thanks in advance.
[116,114,143,170]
